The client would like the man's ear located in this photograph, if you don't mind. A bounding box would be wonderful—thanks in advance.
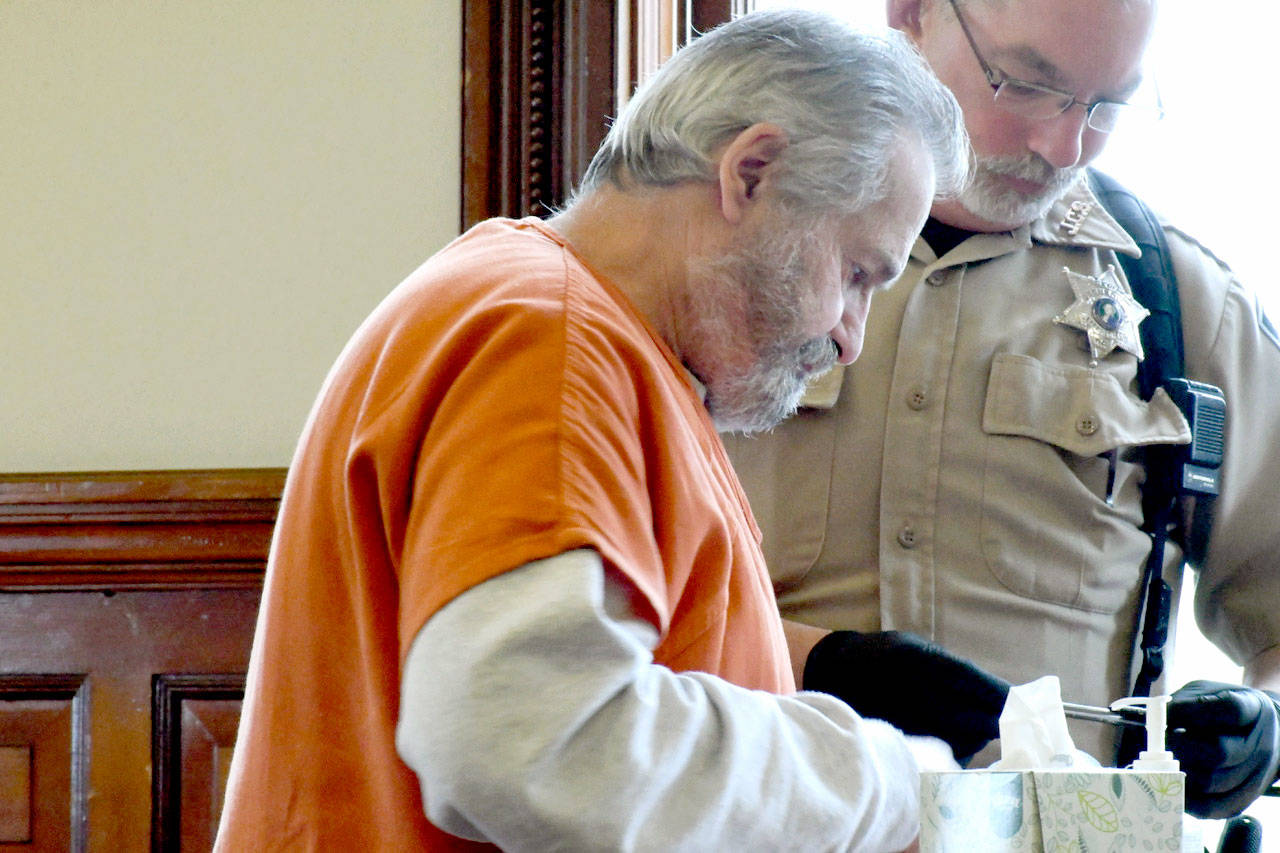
[887,0,927,41]
[716,123,788,225]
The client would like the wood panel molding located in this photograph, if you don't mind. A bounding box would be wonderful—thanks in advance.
[151,674,245,853]
[0,470,284,592]
[459,0,737,230]
[0,745,31,844]
[0,674,89,851]
[461,0,618,229]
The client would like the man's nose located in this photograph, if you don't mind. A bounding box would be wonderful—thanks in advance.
[1027,106,1090,170]
[830,292,872,366]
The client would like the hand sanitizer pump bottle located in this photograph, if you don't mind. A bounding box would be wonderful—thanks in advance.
[1110,694,1180,771]
[1111,695,1200,853]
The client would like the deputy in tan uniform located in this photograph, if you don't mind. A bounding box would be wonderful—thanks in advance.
[724,0,1280,820]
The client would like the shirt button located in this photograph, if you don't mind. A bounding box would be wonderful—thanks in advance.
[907,388,928,410]
[897,525,918,548]
[926,271,947,287]
[1076,414,1100,436]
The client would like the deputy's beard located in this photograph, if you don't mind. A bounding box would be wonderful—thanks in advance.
[959,153,1082,228]
[686,220,838,435]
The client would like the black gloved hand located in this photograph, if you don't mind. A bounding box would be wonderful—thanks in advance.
[802,629,1010,762]
[1166,680,1280,819]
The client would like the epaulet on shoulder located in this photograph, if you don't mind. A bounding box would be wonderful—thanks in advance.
[1158,218,1235,275]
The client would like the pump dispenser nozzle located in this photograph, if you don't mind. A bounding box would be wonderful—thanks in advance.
[1110,695,1180,771]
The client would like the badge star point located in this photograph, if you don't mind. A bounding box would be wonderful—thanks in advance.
[1053,265,1149,361]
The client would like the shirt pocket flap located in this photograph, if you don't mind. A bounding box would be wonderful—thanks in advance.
[983,353,1191,455]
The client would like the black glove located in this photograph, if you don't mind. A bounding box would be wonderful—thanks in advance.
[1165,680,1280,819]
[802,630,1010,762]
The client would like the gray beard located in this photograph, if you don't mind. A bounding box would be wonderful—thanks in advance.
[685,220,838,435]
[709,334,836,435]
[959,154,1082,228]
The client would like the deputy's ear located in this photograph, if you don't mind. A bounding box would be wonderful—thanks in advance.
[717,122,788,225]
[887,0,927,41]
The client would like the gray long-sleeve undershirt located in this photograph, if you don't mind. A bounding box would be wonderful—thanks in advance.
[396,548,956,852]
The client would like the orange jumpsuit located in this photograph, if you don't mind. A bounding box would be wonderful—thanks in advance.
[215,218,792,849]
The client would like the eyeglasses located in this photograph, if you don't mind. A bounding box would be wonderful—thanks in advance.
[946,0,1162,133]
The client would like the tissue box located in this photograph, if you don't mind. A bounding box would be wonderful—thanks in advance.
[920,769,1183,852]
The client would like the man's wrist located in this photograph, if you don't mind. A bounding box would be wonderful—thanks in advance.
[785,620,834,689]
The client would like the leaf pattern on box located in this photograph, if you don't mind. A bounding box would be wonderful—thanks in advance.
[921,771,1182,851]
[1076,790,1119,832]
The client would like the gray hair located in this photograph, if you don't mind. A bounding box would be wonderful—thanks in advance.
[578,8,970,214]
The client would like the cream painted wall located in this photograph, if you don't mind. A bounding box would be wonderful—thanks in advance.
[1,0,460,472]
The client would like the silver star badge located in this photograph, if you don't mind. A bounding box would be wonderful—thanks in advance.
[1053,265,1149,364]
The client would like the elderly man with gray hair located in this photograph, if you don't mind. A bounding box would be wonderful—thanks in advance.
[215,10,969,851]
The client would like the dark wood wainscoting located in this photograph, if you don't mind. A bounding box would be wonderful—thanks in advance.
[0,470,283,852]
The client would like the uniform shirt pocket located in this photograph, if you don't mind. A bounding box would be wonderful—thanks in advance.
[978,353,1191,612]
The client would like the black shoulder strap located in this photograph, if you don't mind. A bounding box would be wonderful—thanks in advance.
[1086,170,1182,747]
[1087,168,1184,396]
[1087,171,1227,766]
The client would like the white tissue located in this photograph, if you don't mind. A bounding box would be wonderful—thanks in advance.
[989,675,1099,770]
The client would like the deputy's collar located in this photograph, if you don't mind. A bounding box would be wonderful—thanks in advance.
[911,174,1141,267]
[1028,175,1139,256]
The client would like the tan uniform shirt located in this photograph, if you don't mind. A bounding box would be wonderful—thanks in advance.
[724,179,1280,763]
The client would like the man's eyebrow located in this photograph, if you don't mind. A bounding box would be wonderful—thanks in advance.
[1002,44,1069,86]
[1110,73,1145,102]
[867,250,906,289]
[998,43,1144,101]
